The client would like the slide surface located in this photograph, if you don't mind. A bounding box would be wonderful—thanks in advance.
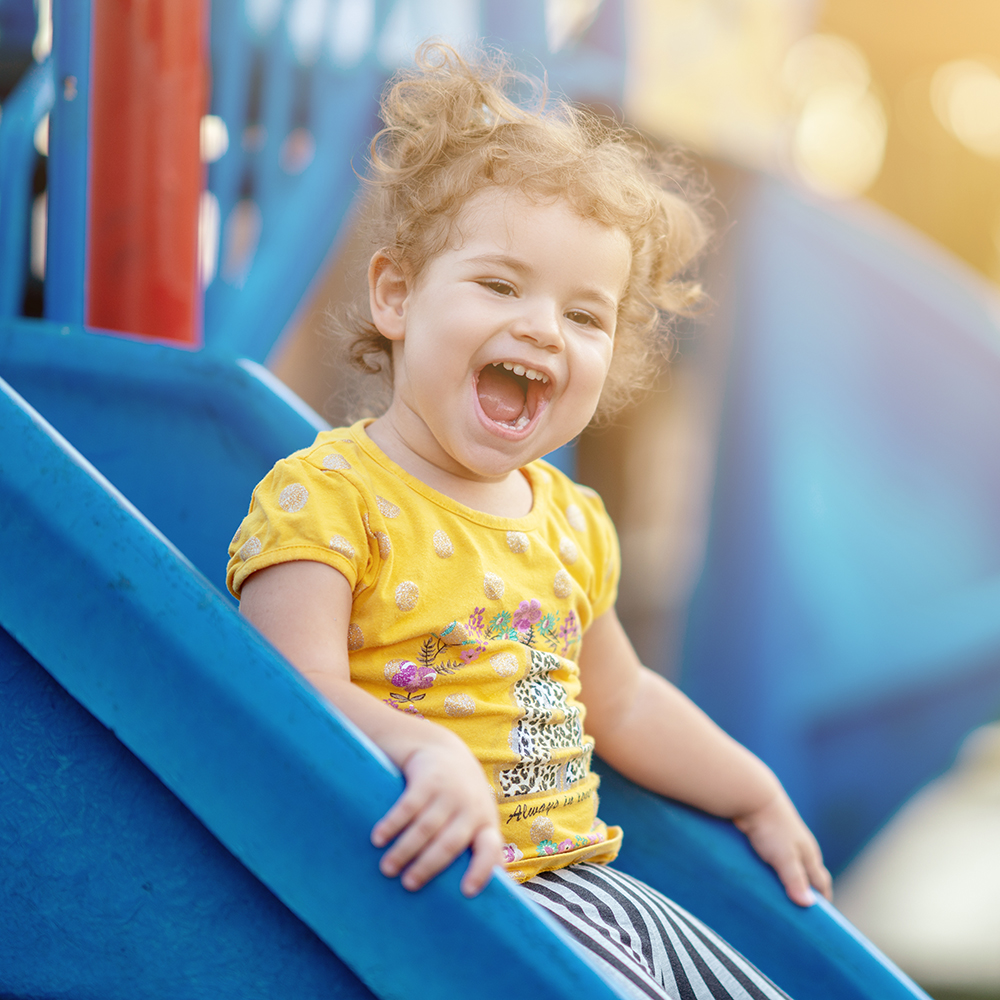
[0,319,929,999]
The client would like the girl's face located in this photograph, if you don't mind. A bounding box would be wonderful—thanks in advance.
[370,187,631,483]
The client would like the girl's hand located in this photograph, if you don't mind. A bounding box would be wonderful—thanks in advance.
[371,726,503,898]
[240,562,503,898]
[734,791,832,907]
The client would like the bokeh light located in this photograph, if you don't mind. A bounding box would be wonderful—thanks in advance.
[931,58,1000,159]
[785,35,887,197]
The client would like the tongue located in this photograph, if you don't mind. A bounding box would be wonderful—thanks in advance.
[477,366,526,423]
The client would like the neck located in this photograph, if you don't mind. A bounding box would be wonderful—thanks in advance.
[366,413,534,518]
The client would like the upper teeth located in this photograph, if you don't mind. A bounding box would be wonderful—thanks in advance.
[497,361,548,383]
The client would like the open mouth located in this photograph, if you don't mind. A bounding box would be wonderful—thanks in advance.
[475,361,551,432]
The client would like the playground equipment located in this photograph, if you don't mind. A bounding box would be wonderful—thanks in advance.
[0,1,932,996]
[680,179,1000,874]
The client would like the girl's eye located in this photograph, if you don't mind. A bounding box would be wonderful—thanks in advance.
[566,309,600,328]
[482,279,516,295]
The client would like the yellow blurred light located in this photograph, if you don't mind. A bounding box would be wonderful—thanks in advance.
[793,85,887,197]
[783,33,870,106]
[783,33,886,198]
[33,114,49,157]
[931,59,1000,159]
[200,115,229,163]
[32,0,52,62]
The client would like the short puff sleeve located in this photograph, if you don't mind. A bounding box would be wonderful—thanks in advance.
[227,449,372,599]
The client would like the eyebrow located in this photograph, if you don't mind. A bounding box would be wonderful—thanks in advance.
[464,253,621,312]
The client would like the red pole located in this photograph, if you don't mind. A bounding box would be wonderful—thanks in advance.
[87,0,206,345]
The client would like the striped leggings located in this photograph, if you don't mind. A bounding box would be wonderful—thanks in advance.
[520,863,792,1000]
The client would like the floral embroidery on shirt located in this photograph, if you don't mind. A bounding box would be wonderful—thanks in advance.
[383,659,436,714]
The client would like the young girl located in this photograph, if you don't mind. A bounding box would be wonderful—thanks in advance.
[227,43,831,1000]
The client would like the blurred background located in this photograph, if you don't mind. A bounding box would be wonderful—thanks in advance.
[2,1,999,996]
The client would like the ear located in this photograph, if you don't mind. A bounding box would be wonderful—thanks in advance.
[368,251,409,341]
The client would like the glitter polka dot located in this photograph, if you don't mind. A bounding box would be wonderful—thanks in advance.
[444,693,475,717]
[506,531,529,554]
[530,816,556,844]
[558,536,578,564]
[347,623,364,651]
[230,527,242,548]
[329,535,354,559]
[376,495,400,518]
[279,483,308,513]
[322,453,351,471]
[553,569,573,598]
[395,581,419,612]
[433,529,453,558]
[484,572,505,600]
[383,659,404,682]
[491,652,519,677]
[238,536,262,561]
[565,503,586,532]
[440,621,471,645]
[375,531,391,559]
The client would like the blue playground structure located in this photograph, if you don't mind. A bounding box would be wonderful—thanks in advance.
[0,0,958,996]
[680,180,1000,874]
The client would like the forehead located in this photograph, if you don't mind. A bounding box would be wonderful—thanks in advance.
[445,186,631,288]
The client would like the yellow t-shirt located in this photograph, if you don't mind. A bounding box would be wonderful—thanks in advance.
[227,420,623,881]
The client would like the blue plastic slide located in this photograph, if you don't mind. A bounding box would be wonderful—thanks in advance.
[0,317,928,999]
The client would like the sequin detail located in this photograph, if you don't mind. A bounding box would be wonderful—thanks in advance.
[565,503,586,532]
[322,453,351,471]
[395,581,419,612]
[230,527,242,548]
[279,483,308,513]
[558,537,578,564]
[530,816,556,844]
[329,534,355,559]
[553,569,573,598]
[444,693,475,717]
[484,572,505,600]
[238,536,262,561]
[376,495,400,518]
[506,531,529,554]
[491,652,519,677]
[433,529,453,558]
[347,623,364,651]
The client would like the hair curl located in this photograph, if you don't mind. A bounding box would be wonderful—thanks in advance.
[344,42,709,420]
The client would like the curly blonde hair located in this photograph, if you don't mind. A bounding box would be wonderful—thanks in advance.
[345,42,709,419]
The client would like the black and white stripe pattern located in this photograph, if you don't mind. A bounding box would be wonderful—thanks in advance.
[520,864,793,1000]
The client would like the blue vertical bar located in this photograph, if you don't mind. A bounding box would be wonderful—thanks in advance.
[0,60,54,317]
[45,0,92,324]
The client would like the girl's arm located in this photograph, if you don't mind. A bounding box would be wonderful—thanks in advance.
[578,607,832,907]
[239,560,502,897]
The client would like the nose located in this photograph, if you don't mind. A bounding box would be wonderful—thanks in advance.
[510,297,564,352]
